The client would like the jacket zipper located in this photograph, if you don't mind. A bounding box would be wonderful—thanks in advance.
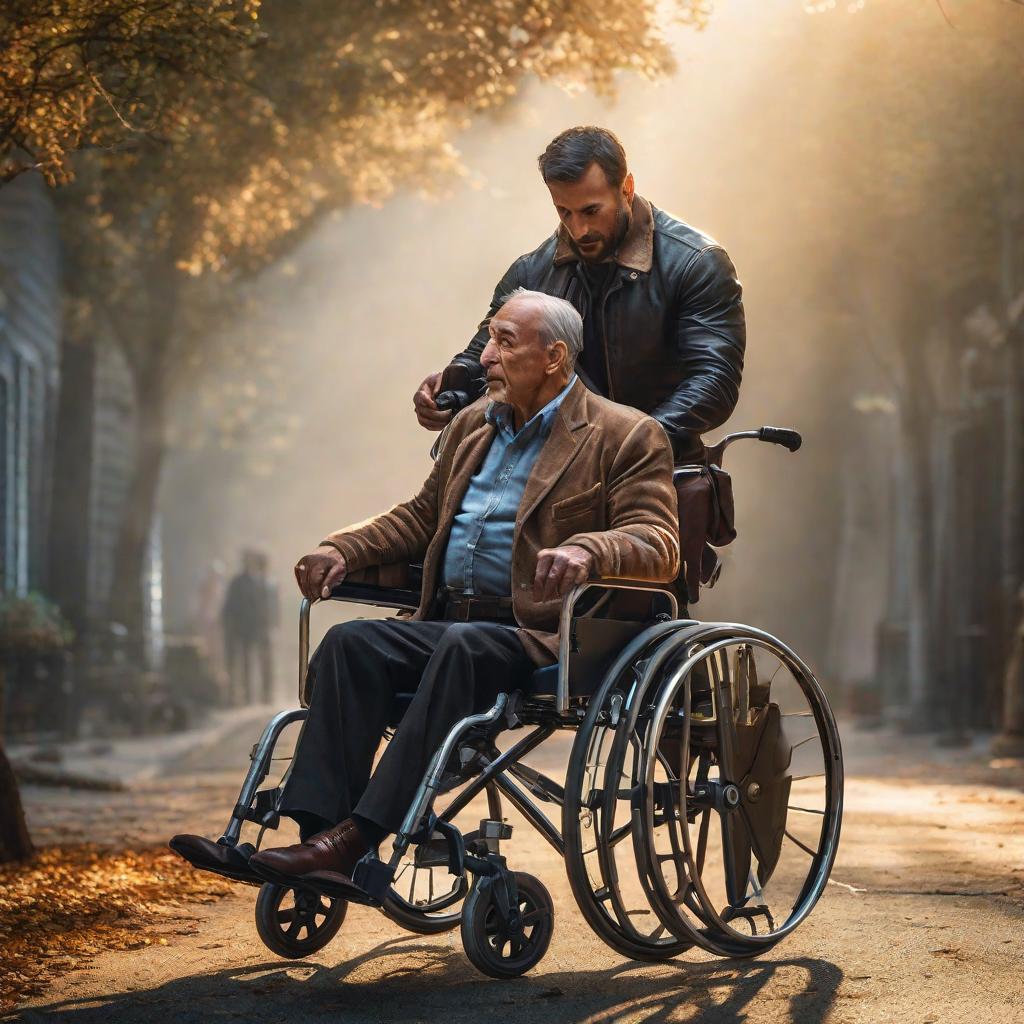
[599,271,626,401]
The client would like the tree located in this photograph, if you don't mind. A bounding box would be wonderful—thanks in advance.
[0,0,261,184]
[58,0,710,641]
[801,1,1024,728]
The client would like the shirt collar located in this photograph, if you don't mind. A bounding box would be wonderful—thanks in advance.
[486,374,578,441]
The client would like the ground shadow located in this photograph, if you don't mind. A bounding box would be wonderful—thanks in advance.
[12,933,843,1024]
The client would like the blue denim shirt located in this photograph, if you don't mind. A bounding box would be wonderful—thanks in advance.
[443,376,578,596]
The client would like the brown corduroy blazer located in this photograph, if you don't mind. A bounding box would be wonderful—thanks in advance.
[322,378,680,664]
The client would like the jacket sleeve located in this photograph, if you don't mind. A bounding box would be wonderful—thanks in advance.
[449,254,529,372]
[563,418,680,582]
[650,245,746,463]
[320,457,442,572]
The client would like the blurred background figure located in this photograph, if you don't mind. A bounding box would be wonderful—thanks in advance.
[221,550,275,706]
[195,559,227,692]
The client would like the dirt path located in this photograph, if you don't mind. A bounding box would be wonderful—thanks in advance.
[8,727,1024,1023]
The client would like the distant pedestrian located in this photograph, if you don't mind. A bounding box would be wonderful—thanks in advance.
[221,550,274,705]
[196,559,227,690]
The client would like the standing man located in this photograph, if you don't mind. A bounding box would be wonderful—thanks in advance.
[221,550,274,705]
[413,126,745,602]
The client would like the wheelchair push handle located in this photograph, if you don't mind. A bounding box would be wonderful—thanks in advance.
[757,425,802,452]
[435,363,486,415]
[703,424,802,469]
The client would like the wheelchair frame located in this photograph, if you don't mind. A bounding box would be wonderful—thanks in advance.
[210,426,843,977]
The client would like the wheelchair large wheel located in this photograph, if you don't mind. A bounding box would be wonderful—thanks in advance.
[461,871,554,979]
[381,780,503,935]
[563,620,703,961]
[255,881,347,959]
[635,626,843,956]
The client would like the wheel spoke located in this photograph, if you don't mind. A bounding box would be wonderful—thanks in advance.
[277,907,297,924]
[784,829,819,857]
[788,805,825,815]
[609,821,633,847]
[695,806,711,873]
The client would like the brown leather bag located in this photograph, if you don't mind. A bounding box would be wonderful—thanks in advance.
[675,465,737,605]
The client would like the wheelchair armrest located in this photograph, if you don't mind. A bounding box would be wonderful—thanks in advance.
[298,564,424,705]
[328,562,423,611]
[554,578,680,714]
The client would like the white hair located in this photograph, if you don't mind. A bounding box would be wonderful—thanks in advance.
[499,287,584,368]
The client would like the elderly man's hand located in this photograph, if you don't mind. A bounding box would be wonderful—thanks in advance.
[533,545,594,603]
[413,371,454,431]
[294,546,347,601]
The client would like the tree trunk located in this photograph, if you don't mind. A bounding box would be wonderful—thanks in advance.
[105,261,181,654]
[106,368,167,650]
[0,668,35,863]
[994,322,1024,752]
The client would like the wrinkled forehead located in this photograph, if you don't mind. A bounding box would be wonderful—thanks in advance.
[490,297,543,342]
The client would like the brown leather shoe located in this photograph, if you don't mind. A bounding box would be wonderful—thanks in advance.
[249,818,369,884]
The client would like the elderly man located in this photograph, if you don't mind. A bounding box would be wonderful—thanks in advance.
[172,288,678,892]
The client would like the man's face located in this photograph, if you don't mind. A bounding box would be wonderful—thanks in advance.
[547,161,634,263]
[480,297,557,412]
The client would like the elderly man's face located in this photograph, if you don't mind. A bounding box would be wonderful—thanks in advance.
[480,297,560,415]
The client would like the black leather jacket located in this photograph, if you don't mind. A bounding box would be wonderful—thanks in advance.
[451,196,745,463]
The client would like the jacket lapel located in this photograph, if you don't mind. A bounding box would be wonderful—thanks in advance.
[440,421,495,522]
[516,380,593,529]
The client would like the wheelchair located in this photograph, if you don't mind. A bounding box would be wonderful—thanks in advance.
[205,425,843,978]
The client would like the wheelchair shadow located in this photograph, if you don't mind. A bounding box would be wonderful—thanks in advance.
[15,930,843,1024]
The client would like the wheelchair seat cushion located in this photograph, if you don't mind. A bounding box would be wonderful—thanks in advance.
[527,664,559,696]
[169,834,262,884]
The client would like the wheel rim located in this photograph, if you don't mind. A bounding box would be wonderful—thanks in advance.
[263,884,345,952]
[563,620,703,959]
[479,887,548,967]
[637,628,844,953]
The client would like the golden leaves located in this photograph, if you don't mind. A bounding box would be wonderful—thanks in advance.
[0,1,261,184]
[0,845,233,1013]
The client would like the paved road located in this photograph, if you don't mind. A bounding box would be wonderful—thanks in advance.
[10,720,1024,1023]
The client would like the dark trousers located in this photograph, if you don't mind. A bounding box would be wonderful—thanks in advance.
[279,619,535,836]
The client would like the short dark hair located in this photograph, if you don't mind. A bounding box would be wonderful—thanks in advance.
[538,126,628,188]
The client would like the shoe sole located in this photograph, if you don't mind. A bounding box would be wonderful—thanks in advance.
[249,861,377,906]
[168,841,263,887]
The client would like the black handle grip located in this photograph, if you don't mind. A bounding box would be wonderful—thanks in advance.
[758,426,802,452]
[435,389,469,412]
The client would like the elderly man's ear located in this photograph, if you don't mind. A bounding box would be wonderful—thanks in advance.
[548,339,570,375]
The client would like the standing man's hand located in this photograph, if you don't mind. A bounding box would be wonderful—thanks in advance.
[294,546,347,600]
[533,545,594,603]
[413,371,453,431]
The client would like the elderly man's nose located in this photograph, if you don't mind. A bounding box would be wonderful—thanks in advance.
[480,339,499,366]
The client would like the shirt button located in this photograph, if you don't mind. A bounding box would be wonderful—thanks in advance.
[629,271,638,280]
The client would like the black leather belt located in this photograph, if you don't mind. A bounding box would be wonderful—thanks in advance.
[438,588,516,623]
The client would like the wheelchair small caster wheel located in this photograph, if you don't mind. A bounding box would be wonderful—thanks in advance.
[460,871,553,979]
[255,882,347,959]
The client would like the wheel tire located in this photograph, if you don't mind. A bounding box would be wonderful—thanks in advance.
[460,872,554,979]
[254,882,347,959]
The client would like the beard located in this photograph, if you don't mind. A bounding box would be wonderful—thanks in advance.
[573,203,632,264]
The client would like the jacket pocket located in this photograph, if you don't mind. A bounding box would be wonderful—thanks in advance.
[551,481,603,521]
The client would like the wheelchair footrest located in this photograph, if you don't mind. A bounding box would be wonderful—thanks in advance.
[352,857,396,902]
